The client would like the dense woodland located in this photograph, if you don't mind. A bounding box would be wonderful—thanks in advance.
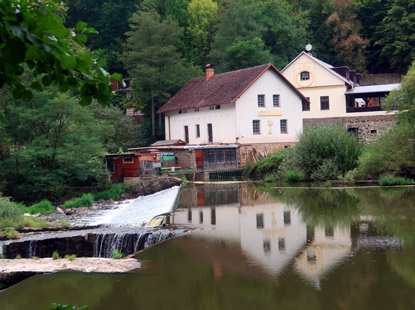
[1,0,415,203]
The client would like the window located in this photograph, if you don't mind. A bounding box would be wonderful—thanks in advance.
[184,126,189,143]
[199,211,203,224]
[300,71,310,80]
[256,213,264,229]
[320,96,329,110]
[280,119,287,134]
[273,94,280,107]
[207,123,213,142]
[106,158,114,172]
[194,108,199,112]
[209,106,215,110]
[302,97,310,111]
[278,237,286,251]
[284,211,291,226]
[258,94,265,107]
[263,239,271,254]
[196,124,200,138]
[253,120,260,134]
[215,105,221,109]
[123,157,133,163]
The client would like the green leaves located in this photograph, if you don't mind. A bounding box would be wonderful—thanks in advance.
[0,0,120,106]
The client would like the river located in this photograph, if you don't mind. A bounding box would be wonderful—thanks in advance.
[1,183,415,309]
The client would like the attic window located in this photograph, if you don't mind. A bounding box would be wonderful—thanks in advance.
[195,108,199,112]
[300,71,310,81]
[215,105,221,109]
[123,157,133,163]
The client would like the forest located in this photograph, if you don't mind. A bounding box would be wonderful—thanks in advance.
[1,0,415,203]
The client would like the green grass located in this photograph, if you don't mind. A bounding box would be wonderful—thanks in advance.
[52,251,60,260]
[0,228,20,239]
[32,256,39,260]
[27,200,55,214]
[0,196,23,228]
[378,175,415,186]
[0,253,4,259]
[15,254,21,259]
[23,217,49,228]
[264,173,277,182]
[93,184,123,201]
[64,254,76,261]
[63,193,94,209]
[112,249,124,259]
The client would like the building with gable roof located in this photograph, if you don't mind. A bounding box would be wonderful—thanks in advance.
[157,64,308,170]
[281,51,400,143]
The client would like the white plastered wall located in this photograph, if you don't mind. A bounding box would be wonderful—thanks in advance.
[165,102,236,144]
[235,69,303,143]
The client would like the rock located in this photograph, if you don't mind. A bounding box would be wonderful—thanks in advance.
[32,213,41,217]
[65,209,75,215]
[23,213,31,217]
[113,201,119,205]
[55,207,64,214]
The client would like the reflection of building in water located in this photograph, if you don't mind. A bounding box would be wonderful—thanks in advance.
[294,225,352,289]
[172,185,307,277]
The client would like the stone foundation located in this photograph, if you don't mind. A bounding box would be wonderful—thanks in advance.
[304,114,396,144]
[238,142,295,166]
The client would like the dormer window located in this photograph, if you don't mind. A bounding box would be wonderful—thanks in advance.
[300,71,310,81]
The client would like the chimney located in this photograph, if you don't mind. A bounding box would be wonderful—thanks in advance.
[206,64,214,80]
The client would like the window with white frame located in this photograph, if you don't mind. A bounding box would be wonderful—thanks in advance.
[253,120,260,134]
[257,94,265,107]
[273,94,280,107]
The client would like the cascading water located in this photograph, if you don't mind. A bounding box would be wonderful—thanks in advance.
[2,186,186,259]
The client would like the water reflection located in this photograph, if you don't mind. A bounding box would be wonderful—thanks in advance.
[1,184,415,310]
[172,184,412,286]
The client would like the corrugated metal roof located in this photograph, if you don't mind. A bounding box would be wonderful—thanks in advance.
[345,83,400,94]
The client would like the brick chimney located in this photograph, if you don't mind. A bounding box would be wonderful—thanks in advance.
[206,64,214,80]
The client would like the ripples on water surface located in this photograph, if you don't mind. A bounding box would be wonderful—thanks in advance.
[1,184,415,309]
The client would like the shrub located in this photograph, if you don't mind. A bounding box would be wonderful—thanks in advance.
[52,251,60,260]
[256,149,286,174]
[378,175,415,186]
[0,196,23,228]
[28,200,55,214]
[284,169,305,182]
[15,254,22,259]
[0,253,4,259]
[93,184,123,201]
[289,125,363,180]
[32,256,39,260]
[112,249,124,259]
[243,161,257,178]
[264,173,277,182]
[52,303,88,310]
[64,193,94,209]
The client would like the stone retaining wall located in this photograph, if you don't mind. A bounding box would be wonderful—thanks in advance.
[238,142,295,166]
[304,115,396,144]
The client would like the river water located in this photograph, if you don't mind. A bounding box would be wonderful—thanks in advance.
[1,183,415,309]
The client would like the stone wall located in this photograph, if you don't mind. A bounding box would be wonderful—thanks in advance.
[174,149,196,170]
[238,142,295,166]
[362,73,401,86]
[304,114,396,144]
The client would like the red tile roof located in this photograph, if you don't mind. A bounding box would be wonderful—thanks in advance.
[157,63,308,113]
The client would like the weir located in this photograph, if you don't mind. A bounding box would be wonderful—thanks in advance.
[2,227,186,259]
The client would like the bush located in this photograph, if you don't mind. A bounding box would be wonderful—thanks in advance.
[0,196,23,228]
[0,253,4,259]
[93,184,123,201]
[64,193,94,209]
[112,249,124,259]
[284,169,305,182]
[378,175,415,186]
[64,254,76,261]
[264,173,277,182]
[52,251,60,260]
[355,123,415,179]
[23,217,48,228]
[0,228,20,239]
[256,149,286,174]
[288,125,363,180]
[27,200,55,214]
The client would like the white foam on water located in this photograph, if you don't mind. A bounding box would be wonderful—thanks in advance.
[86,186,180,227]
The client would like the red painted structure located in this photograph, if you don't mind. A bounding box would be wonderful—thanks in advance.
[105,154,139,183]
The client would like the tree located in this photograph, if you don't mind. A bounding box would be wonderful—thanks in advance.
[376,0,415,73]
[122,10,201,138]
[0,88,108,202]
[185,0,218,67]
[325,0,367,72]
[209,0,307,71]
[225,37,273,70]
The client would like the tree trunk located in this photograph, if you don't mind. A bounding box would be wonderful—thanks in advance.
[151,88,156,136]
